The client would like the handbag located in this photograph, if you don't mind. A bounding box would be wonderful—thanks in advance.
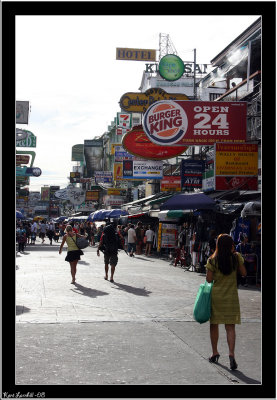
[193,281,213,324]
[76,236,89,249]
[70,235,89,250]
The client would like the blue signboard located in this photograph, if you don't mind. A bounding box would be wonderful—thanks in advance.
[181,160,205,189]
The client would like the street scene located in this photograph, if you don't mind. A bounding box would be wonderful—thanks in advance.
[16,240,261,387]
[8,4,273,396]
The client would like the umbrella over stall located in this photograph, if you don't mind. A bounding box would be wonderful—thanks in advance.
[160,192,216,211]
[16,210,24,219]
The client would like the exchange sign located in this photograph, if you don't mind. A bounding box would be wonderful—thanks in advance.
[143,100,247,146]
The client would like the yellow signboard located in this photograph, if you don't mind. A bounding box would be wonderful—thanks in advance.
[215,143,258,176]
[107,188,122,196]
[120,88,189,113]
[116,48,156,61]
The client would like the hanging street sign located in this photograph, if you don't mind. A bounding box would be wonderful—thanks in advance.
[16,130,37,147]
[119,87,189,113]
[122,125,188,161]
[142,100,247,146]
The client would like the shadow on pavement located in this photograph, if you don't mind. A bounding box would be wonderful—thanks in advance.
[78,260,91,265]
[218,363,261,384]
[112,282,152,297]
[131,256,155,262]
[71,283,108,298]
[16,305,31,315]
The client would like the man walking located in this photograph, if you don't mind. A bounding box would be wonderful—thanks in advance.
[127,224,136,257]
[97,223,124,282]
[145,225,155,256]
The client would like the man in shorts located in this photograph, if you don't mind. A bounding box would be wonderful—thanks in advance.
[97,223,123,282]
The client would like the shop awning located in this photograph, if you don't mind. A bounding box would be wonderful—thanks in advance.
[145,193,174,206]
[157,209,191,222]
[160,192,216,211]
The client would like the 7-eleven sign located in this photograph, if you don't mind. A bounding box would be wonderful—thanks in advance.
[117,112,132,128]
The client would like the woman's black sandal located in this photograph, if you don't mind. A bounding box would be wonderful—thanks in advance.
[209,354,220,363]
[229,356,238,370]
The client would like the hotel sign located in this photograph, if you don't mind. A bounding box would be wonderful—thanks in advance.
[119,88,188,113]
[116,48,156,62]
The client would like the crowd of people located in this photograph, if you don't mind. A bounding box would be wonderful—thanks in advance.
[16,215,260,371]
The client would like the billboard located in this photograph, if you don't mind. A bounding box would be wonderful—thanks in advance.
[16,101,29,124]
[16,130,37,147]
[161,176,181,192]
[123,160,163,180]
[214,143,258,191]
[119,88,189,113]
[68,187,86,205]
[116,48,156,61]
[214,143,258,176]
[70,172,81,183]
[41,187,50,202]
[159,54,185,81]
[85,190,99,201]
[72,144,84,161]
[122,125,188,161]
[181,160,205,189]
[143,100,247,146]
[16,155,30,165]
[94,171,113,183]
[83,140,103,178]
[117,112,132,128]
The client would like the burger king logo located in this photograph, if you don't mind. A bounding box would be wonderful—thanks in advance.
[143,100,188,145]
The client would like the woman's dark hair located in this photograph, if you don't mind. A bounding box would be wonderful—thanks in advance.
[211,233,238,275]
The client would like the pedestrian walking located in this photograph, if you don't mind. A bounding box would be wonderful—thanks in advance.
[30,221,38,245]
[17,224,27,253]
[127,224,136,257]
[47,221,55,245]
[59,224,85,284]
[236,233,255,286]
[135,221,144,255]
[144,225,155,256]
[205,233,247,370]
[39,220,47,243]
[97,223,124,282]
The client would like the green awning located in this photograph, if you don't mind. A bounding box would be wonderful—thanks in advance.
[167,210,185,218]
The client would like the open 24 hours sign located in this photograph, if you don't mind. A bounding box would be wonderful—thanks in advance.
[143,100,247,146]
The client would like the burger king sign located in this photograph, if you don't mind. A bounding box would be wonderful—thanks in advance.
[143,100,247,146]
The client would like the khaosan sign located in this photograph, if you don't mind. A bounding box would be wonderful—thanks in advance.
[119,87,189,113]
[142,100,247,146]
[122,125,188,161]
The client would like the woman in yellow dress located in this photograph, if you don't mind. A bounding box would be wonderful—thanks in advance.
[206,234,247,370]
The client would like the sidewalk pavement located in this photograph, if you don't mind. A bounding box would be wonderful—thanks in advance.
[15,241,262,387]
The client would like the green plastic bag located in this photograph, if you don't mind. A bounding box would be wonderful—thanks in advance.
[193,281,213,324]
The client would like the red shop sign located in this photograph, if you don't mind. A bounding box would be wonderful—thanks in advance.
[215,176,258,191]
[142,100,247,146]
[122,125,188,160]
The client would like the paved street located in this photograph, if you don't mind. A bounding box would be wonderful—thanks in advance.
[16,241,262,387]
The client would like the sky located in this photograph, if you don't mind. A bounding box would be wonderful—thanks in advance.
[16,14,259,192]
